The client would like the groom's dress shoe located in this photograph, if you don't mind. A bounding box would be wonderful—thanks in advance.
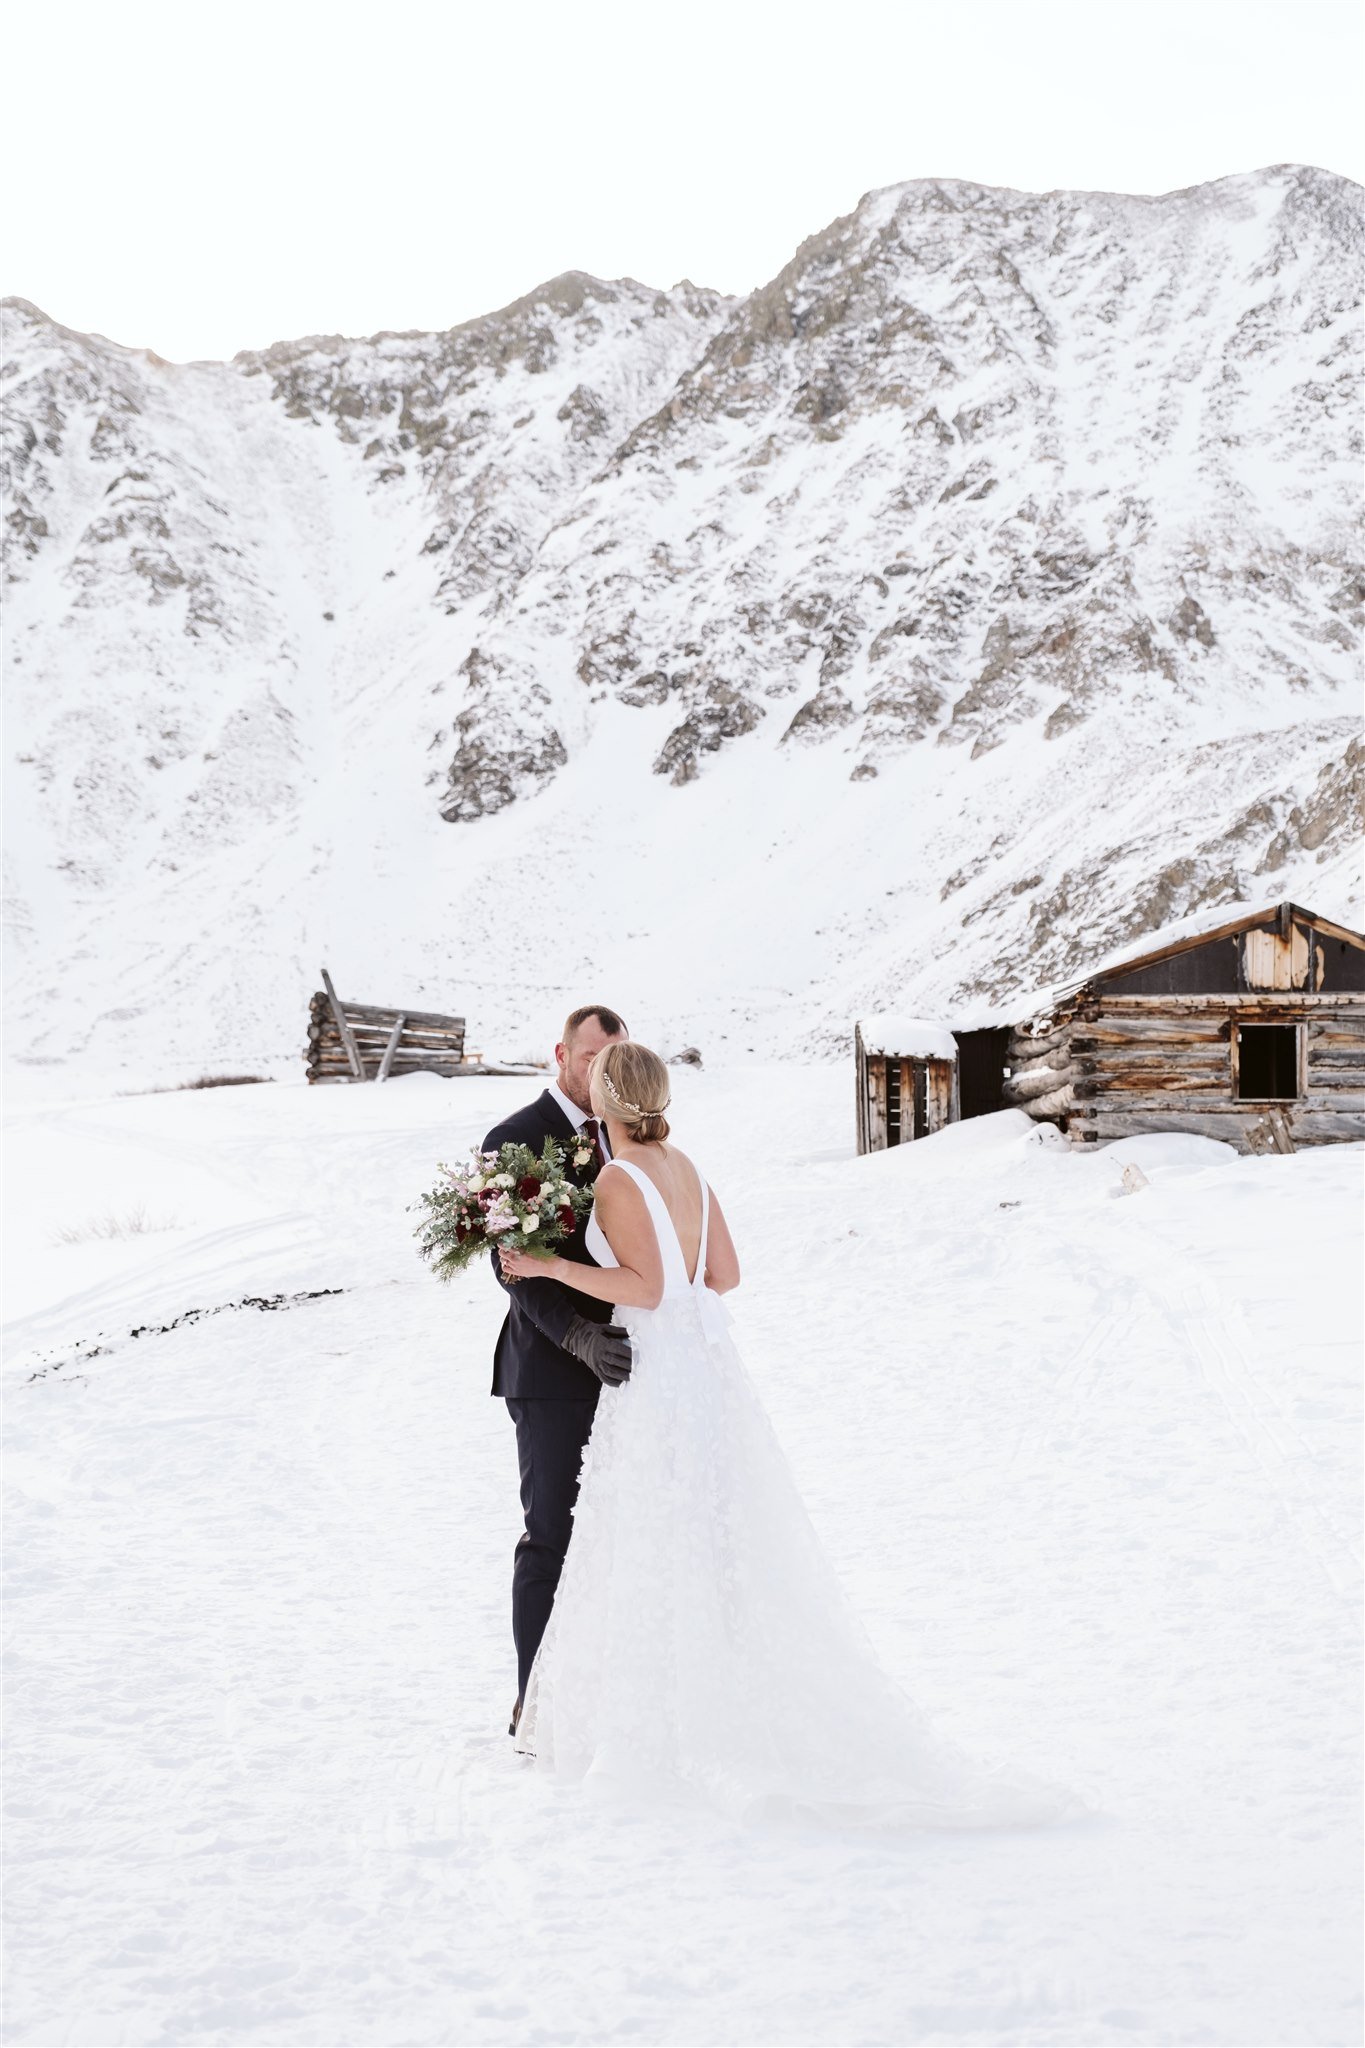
[508,1696,523,1738]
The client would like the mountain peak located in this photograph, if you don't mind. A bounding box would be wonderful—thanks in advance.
[2,170,1360,1080]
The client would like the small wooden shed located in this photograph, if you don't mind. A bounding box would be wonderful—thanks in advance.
[998,900,1365,1151]
[855,1016,960,1152]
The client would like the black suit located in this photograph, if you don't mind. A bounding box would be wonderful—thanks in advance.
[482,1089,610,1700]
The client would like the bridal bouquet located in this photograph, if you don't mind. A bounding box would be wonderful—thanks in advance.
[412,1135,594,1282]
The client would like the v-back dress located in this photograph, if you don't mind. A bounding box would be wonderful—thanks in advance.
[514,1155,1086,1831]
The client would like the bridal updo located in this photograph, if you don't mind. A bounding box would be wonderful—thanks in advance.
[590,1040,672,1145]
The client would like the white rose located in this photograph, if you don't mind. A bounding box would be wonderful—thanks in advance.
[523,1212,540,1231]
[467,1174,485,1193]
[495,1173,514,1188]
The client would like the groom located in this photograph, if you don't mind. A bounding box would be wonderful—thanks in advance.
[483,1003,634,1737]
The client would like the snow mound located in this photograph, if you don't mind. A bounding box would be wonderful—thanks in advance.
[1101,1132,1240,1177]
[851,1106,1038,1179]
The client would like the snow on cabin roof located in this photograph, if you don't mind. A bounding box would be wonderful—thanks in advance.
[858,1016,958,1059]
[950,897,1364,1032]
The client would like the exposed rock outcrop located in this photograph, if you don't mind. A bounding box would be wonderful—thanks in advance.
[1,166,1360,1074]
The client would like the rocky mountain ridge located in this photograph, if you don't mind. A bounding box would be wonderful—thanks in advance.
[2,165,1361,1084]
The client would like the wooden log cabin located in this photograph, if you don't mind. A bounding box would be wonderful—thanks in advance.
[856,902,1364,1154]
[1000,901,1365,1151]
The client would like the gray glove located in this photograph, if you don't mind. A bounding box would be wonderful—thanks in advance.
[563,1313,633,1387]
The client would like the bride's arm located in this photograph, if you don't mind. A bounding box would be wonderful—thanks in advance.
[498,1171,665,1310]
[703,1186,740,1295]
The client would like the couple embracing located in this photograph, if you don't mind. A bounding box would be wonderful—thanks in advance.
[483,1005,1087,1831]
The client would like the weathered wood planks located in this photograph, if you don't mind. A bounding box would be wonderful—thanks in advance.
[1088,1107,1365,1146]
[855,1022,957,1152]
[1000,975,1364,1148]
[305,976,467,1084]
[321,967,367,1081]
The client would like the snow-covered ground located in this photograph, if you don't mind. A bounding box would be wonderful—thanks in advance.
[3,1068,1362,2046]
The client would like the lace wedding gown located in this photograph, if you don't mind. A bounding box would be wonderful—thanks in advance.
[516,1158,1086,1831]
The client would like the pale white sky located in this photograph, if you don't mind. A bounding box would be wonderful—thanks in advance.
[5,0,1362,363]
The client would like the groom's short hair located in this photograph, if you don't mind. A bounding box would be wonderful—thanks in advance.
[563,1004,627,1045]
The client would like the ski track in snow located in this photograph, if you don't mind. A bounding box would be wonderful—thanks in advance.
[3,1071,1361,2046]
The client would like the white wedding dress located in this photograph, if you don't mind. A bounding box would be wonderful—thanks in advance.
[516,1157,1087,1831]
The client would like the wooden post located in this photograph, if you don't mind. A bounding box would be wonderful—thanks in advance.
[1266,1107,1296,1154]
[377,1013,407,1083]
[321,967,366,1081]
[911,1059,927,1141]
[925,1058,955,1134]
[855,1025,869,1156]
[869,1057,889,1151]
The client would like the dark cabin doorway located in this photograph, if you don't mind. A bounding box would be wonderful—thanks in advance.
[953,1027,1010,1120]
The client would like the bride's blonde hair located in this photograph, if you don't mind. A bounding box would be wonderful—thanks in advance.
[589,1040,672,1145]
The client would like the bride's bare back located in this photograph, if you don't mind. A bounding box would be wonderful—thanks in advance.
[499,1037,741,1306]
[608,1142,705,1280]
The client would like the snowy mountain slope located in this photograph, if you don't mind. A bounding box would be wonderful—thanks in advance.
[2,166,1361,1089]
[455,167,1361,807]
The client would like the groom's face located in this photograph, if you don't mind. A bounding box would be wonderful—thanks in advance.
[556,1017,626,1115]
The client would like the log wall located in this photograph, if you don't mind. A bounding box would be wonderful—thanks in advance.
[1008,993,1365,1150]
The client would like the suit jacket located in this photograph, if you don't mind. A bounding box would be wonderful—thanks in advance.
[483,1089,610,1401]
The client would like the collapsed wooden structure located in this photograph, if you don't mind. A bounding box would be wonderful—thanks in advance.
[857,902,1365,1154]
[304,968,542,1084]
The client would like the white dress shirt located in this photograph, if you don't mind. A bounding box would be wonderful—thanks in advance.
[548,1079,611,1158]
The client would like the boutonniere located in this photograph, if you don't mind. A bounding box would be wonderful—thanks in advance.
[573,1143,593,1169]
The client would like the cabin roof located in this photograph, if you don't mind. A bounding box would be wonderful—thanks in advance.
[1053,898,1363,998]
[858,1015,959,1059]
[951,899,1365,1031]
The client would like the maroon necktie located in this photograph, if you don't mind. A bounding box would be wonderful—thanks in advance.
[580,1116,607,1167]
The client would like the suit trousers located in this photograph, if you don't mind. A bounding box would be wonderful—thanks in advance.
[505,1395,598,1702]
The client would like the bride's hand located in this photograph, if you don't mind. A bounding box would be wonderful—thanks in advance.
[499,1244,558,1282]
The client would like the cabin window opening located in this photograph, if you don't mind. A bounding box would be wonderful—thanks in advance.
[886,1060,902,1145]
[1235,1023,1300,1101]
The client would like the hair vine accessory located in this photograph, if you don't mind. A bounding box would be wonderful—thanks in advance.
[600,1071,642,1114]
[599,1068,670,1117]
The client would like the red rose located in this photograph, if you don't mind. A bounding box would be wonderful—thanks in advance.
[517,1175,541,1200]
[477,1188,496,1207]
[558,1207,576,1234]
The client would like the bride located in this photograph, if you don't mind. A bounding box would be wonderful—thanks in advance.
[498,1039,1087,1831]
